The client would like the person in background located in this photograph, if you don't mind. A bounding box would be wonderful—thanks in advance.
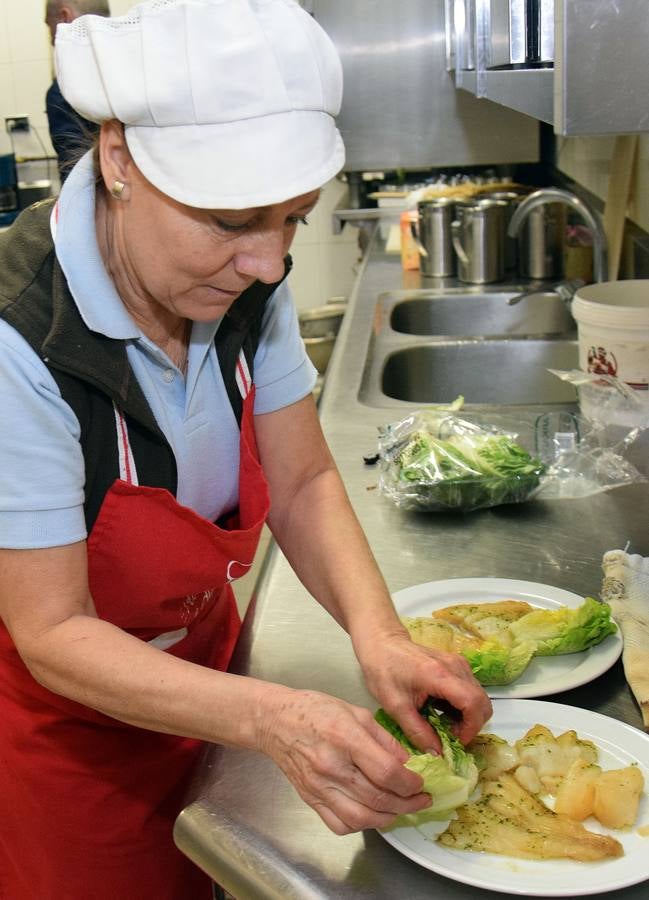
[44,0,111,182]
[0,2,492,898]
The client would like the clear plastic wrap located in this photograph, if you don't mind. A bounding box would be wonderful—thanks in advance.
[376,378,649,512]
[532,370,649,499]
[377,402,545,513]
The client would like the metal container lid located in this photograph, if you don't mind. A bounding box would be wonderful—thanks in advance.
[417,196,456,209]
[455,197,509,213]
[482,190,525,202]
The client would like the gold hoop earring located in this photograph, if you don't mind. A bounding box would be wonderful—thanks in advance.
[111,180,125,199]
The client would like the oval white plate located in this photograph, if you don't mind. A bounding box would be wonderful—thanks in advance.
[393,577,623,699]
[380,699,649,897]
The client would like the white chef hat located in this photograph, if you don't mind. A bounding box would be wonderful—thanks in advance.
[54,0,345,209]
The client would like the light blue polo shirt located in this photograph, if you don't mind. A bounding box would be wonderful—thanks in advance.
[0,152,317,549]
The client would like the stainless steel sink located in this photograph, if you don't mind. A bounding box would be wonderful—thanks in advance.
[389,291,576,337]
[380,339,578,405]
[357,285,579,409]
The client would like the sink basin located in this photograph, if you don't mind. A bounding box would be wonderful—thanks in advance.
[380,339,579,406]
[389,291,575,337]
[357,286,579,409]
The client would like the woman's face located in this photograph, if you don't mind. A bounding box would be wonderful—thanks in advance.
[105,160,320,324]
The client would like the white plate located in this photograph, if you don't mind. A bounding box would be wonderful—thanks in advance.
[393,578,623,699]
[380,699,649,896]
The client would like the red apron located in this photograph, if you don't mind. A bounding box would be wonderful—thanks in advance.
[0,353,269,900]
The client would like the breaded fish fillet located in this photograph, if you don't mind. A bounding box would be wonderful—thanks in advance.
[438,773,623,861]
[432,600,534,647]
[401,616,482,653]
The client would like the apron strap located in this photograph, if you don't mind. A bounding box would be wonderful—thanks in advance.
[113,402,139,485]
[112,349,248,487]
[235,348,252,399]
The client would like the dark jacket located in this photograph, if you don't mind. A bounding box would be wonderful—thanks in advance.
[46,79,99,182]
[0,199,290,531]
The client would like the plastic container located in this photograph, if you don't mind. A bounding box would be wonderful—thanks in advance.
[571,281,649,389]
[572,280,649,432]
[399,210,420,271]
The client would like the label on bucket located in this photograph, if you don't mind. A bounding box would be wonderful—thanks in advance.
[579,339,649,388]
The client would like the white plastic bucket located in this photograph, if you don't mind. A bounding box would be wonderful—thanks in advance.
[572,280,649,389]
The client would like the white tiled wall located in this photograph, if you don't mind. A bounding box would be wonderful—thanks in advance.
[0,0,359,309]
[0,0,54,152]
[288,177,361,311]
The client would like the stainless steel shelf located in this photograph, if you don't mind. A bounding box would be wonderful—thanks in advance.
[331,207,403,236]
[452,0,649,136]
[484,69,553,125]
[456,70,477,95]
[458,68,553,124]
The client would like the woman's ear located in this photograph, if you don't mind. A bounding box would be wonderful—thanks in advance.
[97,120,132,201]
[59,5,78,25]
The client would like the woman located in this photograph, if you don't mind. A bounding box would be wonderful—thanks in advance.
[0,1,492,898]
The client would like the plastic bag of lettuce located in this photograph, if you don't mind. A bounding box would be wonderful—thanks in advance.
[377,399,545,512]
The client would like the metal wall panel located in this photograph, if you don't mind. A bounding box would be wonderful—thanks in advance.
[558,0,649,135]
[310,0,539,171]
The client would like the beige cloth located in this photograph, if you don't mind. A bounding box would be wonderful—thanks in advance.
[601,549,649,730]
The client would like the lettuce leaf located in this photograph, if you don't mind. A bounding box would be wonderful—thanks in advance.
[508,597,617,656]
[375,700,479,827]
[462,639,537,685]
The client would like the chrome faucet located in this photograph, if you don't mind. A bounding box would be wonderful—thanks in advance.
[505,187,608,307]
[507,187,608,283]
[507,277,586,307]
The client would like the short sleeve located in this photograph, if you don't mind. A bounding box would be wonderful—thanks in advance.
[252,280,317,414]
[0,320,87,548]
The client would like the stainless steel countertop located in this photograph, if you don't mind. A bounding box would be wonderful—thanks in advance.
[174,231,649,899]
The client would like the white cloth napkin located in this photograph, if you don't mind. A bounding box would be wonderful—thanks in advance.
[601,549,649,730]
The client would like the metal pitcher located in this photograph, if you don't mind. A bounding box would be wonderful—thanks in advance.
[412,197,456,278]
[451,198,507,284]
[482,190,525,271]
[516,202,567,280]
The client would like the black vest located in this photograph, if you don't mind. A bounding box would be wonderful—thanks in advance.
[0,200,291,531]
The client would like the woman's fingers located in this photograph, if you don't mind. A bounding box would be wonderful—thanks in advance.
[362,639,492,751]
[393,706,444,754]
[311,797,396,836]
[356,718,424,796]
[265,692,434,833]
[424,659,493,744]
[301,757,431,834]
[262,668,488,837]
[309,778,430,834]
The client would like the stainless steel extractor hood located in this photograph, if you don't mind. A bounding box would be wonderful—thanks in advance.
[307,0,539,171]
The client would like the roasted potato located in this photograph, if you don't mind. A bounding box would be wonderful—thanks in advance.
[554,758,602,821]
[593,765,645,829]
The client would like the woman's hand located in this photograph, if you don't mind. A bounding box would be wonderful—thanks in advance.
[256,689,433,835]
[354,625,493,753]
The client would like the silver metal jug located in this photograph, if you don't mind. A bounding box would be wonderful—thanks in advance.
[451,198,507,284]
[482,190,525,271]
[516,202,566,280]
[412,197,456,278]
